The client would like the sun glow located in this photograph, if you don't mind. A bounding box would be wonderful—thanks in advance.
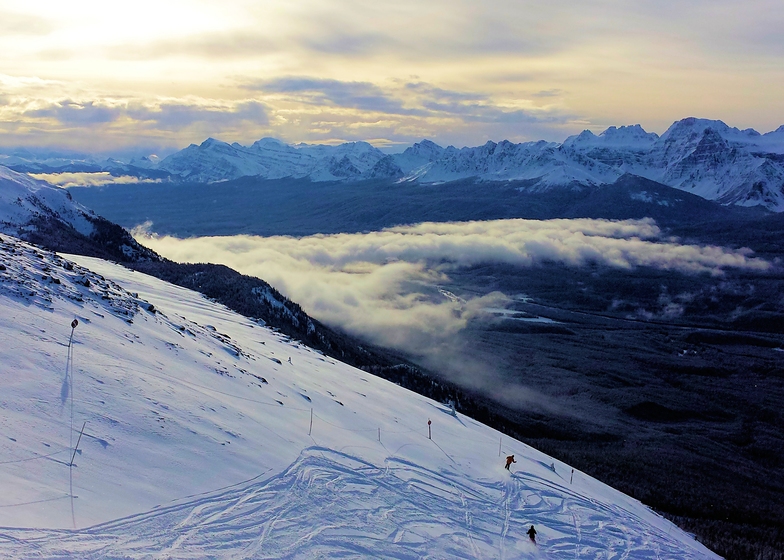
[0,0,782,152]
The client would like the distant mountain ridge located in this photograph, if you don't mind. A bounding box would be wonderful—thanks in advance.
[3,117,784,211]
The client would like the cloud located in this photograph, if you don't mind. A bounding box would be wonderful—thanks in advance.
[243,77,572,139]
[27,100,121,124]
[405,82,487,103]
[21,99,268,131]
[248,77,425,116]
[133,217,770,414]
[289,1,571,60]
[107,32,278,60]
[0,11,52,35]
[531,89,563,99]
[128,101,268,129]
[134,217,769,351]
[303,32,396,57]
[29,172,161,188]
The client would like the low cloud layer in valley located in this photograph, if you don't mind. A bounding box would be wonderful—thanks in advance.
[134,218,770,376]
[30,172,161,188]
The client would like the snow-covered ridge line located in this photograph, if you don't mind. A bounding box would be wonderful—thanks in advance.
[0,233,719,558]
[0,166,96,237]
[6,116,784,211]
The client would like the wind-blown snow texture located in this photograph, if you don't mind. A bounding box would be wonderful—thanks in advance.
[0,234,719,559]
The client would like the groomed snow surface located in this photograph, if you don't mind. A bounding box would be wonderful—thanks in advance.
[0,234,719,559]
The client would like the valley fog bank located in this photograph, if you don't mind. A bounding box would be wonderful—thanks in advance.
[133,217,772,409]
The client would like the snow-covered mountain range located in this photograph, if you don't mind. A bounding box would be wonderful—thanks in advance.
[0,231,720,558]
[128,118,784,213]
[6,117,784,211]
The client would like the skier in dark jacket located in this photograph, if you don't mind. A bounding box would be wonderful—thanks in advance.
[527,525,537,544]
[504,455,516,470]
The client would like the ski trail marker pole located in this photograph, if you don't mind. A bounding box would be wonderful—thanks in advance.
[70,422,86,466]
[69,420,85,530]
[68,318,78,347]
[67,319,78,461]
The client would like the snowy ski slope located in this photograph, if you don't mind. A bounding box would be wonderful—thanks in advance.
[0,234,720,558]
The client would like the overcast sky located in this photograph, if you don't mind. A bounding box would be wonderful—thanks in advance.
[1,0,782,154]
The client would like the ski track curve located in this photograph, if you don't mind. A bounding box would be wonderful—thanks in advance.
[0,447,712,559]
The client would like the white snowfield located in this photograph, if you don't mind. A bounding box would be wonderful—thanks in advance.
[0,234,720,559]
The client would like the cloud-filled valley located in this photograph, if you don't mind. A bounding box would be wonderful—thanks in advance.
[135,217,770,363]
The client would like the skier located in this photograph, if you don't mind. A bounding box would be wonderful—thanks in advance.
[504,454,516,470]
[527,525,537,544]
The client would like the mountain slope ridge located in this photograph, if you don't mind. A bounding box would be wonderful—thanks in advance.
[0,233,719,559]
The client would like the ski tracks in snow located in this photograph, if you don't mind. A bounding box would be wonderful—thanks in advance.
[0,448,712,559]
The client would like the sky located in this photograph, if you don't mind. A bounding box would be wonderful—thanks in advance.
[1,0,783,155]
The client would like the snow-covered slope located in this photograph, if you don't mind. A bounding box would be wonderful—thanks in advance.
[0,166,96,237]
[0,233,719,559]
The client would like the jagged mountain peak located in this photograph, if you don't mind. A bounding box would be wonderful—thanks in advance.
[199,137,226,148]
[251,136,291,149]
[564,125,658,149]
[403,139,445,159]
[415,138,443,149]
[569,129,597,143]
[599,124,659,143]
[660,117,738,141]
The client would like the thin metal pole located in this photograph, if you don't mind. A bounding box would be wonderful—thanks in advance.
[70,422,87,466]
[308,408,313,436]
[498,436,502,457]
